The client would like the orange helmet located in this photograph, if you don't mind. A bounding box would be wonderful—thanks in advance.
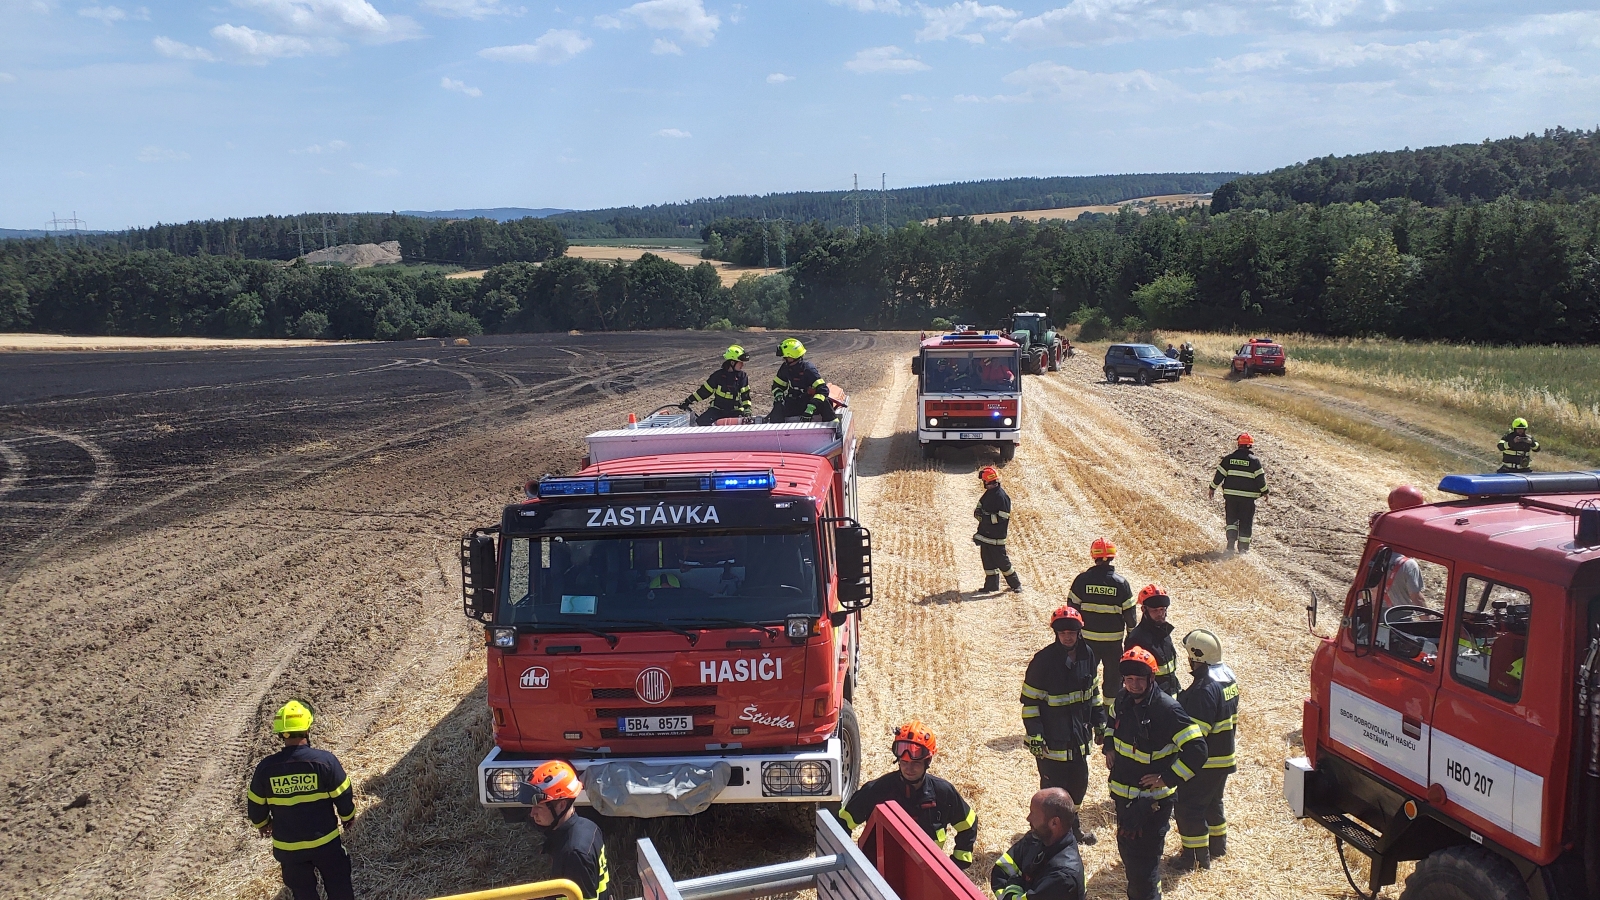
[1137,584,1171,608]
[1050,605,1084,632]
[1237,433,1254,446]
[526,760,581,803]
[978,466,1000,484]
[892,721,938,761]
[1120,646,1158,676]
[1090,538,1116,560]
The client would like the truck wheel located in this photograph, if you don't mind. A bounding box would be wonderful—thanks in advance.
[834,700,861,808]
[1000,443,1016,462]
[921,442,934,460]
[1105,369,1118,384]
[1399,846,1529,900]
[1047,346,1060,372]
[1243,364,1254,378]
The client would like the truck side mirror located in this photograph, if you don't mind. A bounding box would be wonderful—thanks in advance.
[460,530,498,622]
[911,356,923,376]
[834,525,873,609]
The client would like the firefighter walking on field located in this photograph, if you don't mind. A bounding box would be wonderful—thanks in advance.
[771,338,833,422]
[247,700,356,900]
[1172,629,1239,872]
[680,344,752,425]
[974,466,1022,593]
[1068,538,1135,700]
[1021,606,1105,845]
[1208,433,1269,553]
[1103,648,1207,900]
[838,722,978,869]
[524,760,611,900]
[1496,417,1540,473]
[1124,585,1181,696]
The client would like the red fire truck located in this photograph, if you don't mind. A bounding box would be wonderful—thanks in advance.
[460,407,871,820]
[1286,471,1600,899]
[910,327,1023,461]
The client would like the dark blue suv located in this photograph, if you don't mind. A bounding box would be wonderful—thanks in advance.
[1103,343,1184,384]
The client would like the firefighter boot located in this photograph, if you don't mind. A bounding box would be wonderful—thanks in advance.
[982,574,1000,593]
[1074,825,1097,846]
[1005,572,1023,593]
[1169,848,1210,872]
[1209,835,1226,858]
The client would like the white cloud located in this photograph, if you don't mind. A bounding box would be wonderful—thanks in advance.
[80,5,147,23]
[830,0,905,12]
[211,23,326,61]
[915,1,1018,42]
[153,36,218,60]
[609,0,719,46]
[651,37,681,54]
[137,145,189,163]
[766,72,793,83]
[845,45,930,73]
[1006,0,1243,48]
[420,0,516,18]
[0,72,17,83]
[440,76,482,96]
[1002,60,1168,96]
[230,0,420,43]
[479,29,592,63]
[654,127,691,138]
[1205,49,1287,73]
[294,139,349,153]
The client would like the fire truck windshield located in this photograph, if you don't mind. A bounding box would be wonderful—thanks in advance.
[923,352,1020,392]
[500,532,820,628]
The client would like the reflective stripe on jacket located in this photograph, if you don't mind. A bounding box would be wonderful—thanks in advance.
[1021,640,1106,759]
[687,365,751,413]
[991,833,1085,900]
[1497,431,1540,471]
[838,771,977,863]
[545,813,611,900]
[974,484,1012,546]
[247,743,354,853]
[1211,448,1268,498]
[1124,617,1180,696]
[1105,689,1206,801]
[1067,564,1135,643]
[1177,663,1240,771]
[772,358,829,410]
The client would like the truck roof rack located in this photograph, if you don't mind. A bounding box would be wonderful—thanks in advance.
[1438,470,1600,497]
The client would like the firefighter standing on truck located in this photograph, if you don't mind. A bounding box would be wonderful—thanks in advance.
[1103,647,1207,900]
[1172,629,1239,872]
[837,722,978,869]
[991,788,1086,900]
[1068,539,1136,701]
[1208,433,1269,553]
[771,338,833,422]
[247,700,356,900]
[1496,417,1540,473]
[523,760,611,900]
[1021,605,1104,845]
[680,344,752,425]
[1124,585,1181,696]
[974,465,1023,593]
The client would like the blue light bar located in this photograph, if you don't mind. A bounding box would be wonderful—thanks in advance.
[1438,470,1600,497]
[537,477,609,497]
[537,470,774,498]
[711,470,775,491]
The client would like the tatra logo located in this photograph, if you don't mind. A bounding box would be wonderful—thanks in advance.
[269,773,318,795]
[586,505,721,527]
[520,666,550,689]
[738,704,796,729]
[636,667,672,704]
[701,655,784,684]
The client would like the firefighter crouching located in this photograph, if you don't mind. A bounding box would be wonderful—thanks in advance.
[974,466,1022,593]
[771,338,834,422]
[1208,433,1269,553]
[991,788,1087,900]
[524,760,611,900]
[1068,538,1135,700]
[837,722,978,869]
[1172,629,1239,872]
[1022,606,1104,845]
[247,700,356,900]
[1124,585,1180,696]
[1103,647,1206,900]
[1496,417,1540,473]
[680,344,752,425]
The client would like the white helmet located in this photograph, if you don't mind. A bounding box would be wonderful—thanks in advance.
[1183,628,1223,665]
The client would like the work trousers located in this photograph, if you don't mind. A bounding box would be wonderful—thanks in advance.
[275,839,355,900]
[1086,638,1125,702]
[772,395,834,423]
[1223,496,1257,549]
[695,406,743,426]
[1173,769,1228,853]
[1115,796,1173,900]
[1035,755,1089,806]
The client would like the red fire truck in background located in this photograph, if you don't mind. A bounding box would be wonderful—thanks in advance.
[1286,471,1600,900]
[461,406,871,821]
[911,327,1023,461]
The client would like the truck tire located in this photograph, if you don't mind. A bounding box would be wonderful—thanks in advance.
[1000,443,1016,461]
[1047,345,1060,371]
[921,442,935,460]
[834,700,861,808]
[1399,846,1529,900]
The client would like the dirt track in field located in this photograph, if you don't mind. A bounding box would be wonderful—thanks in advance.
[0,334,1443,899]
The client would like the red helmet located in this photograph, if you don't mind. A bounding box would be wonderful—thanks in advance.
[1137,584,1171,607]
[892,721,938,761]
[978,466,1000,484]
[1050,605,1084,631]
[1120,646,1158,676]
[527,760,581,803]
[1237,433,1254,446]
[1090,538,1116,560]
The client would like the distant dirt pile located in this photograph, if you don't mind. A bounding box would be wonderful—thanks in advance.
[300,241,402,268]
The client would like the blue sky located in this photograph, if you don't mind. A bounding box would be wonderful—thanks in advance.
[2,0,1597,229]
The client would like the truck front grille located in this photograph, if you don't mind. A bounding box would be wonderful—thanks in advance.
[590,686,718,700]
[594,705,717,718]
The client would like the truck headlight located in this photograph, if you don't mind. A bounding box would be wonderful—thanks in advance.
[927,417,939,427]
[795,761,830,792]
[786,615,813,640]
[761,760,833,796]
[489,627,516,649]
[1003,417,1013,426]
[486,767,526,803]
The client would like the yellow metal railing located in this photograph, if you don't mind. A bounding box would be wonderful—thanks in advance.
[427,878,584,900]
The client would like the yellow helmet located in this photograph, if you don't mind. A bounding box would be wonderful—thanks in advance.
[272,699,314,734]
[1511,417,1528,429]
[779,338,806,360]
[723,344,750,362]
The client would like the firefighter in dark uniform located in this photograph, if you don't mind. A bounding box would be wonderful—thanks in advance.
[837,722,978,869]
[1208,433,1269,553]
[1103,647,1207,900]
[1496,417,1540,473]
[680,344,752,425]
[1178,343,1195,376]
[247,700,356,900]
[524,760,611,900]
[1067,538,1136,701]
[974,465,1022,593]
[1173,629,1239,871]
[1124,585,1180,696]
[991,788,1086,900]
[771,338,833,422]
[1021,606,1105,845]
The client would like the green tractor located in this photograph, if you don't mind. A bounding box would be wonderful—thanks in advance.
[1008,312,1069,375]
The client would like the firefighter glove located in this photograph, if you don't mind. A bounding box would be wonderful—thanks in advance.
[1025,735,1048,758]
[804,404,816,416]
[678,400,692,410]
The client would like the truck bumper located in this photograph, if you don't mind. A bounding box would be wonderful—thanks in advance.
[917,428,1020,445]
[479,740,847,810]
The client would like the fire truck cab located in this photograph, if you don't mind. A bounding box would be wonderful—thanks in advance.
[461,408,870,820]
[910,327,1022,461]
[1287,471,1600,900]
